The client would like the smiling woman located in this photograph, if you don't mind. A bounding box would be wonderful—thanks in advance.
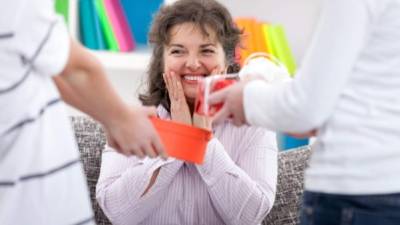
[96,1,279,225]
[163,22,226,104]
[140,0,241,112]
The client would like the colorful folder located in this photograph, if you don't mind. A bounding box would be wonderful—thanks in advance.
[119,0,163,45]
[55,0,69,25]
[94,0,119,51]
[268,25,296,75]
[79,0,105,50]
[103,0,135,52]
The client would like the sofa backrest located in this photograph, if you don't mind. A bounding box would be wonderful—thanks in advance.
[71,117,311,225]
[72,117,111,225]
[262,147,311,225]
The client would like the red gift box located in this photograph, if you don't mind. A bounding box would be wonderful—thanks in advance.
[195,78,236,116]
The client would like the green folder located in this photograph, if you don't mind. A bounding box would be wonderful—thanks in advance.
[268,25,296,76]
[94,0,119,51]
[266,25,279,63]
[80,0,106,50]
[55,0,69,25]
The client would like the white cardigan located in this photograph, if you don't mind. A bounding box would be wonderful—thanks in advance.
[244,0,400,194]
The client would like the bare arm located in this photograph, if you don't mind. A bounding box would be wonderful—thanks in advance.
[53,38,166,158]
[54,39,125,122]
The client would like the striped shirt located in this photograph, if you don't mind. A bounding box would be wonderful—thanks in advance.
[96,106,278,225]
[0,1,94,224]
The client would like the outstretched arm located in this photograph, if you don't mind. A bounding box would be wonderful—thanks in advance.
[211,0,372,133]
[53,38,166,158]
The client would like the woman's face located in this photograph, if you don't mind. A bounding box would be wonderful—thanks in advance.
[163,22,226,104]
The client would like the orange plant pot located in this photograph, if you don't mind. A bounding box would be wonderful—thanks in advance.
[150,117,212,164]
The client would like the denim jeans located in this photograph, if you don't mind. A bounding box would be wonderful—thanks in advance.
[300,191,400,225]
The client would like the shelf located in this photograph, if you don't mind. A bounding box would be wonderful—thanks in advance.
[89,49,151,72]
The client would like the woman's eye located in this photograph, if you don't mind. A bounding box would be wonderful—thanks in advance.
[170,49,183,55]
[202,49,215,54]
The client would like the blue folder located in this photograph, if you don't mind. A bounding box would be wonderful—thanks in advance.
[277,133,309,151]
[119,0,163,45]
[79,0,105,50]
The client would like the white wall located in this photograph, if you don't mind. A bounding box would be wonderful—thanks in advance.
[219,0,322,64]
[166,0,322,62]
[66,68,147,116]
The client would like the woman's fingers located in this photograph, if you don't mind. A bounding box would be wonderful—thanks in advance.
[169,71,177,99]
[164,71,178,101]
[166,71,192,125]
[163,72,171,98]
[152,136,168,159]
[170,71,180,99]
[169,71,187,101]
[141,142,157,158]
[174,73,185,98]
[166,71,176,100]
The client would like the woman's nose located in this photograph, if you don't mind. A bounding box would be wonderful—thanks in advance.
[185,54,201,70]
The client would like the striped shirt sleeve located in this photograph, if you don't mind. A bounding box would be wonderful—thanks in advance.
[12,0,71,77]
[0,0,24,35]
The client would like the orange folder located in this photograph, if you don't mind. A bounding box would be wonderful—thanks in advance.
[255,22,269,54]
[150,117,212,164]
[235,18,251,65]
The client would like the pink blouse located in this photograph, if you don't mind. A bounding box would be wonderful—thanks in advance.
[96,106,278,225]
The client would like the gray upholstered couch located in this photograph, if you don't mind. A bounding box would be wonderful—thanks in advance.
[72,117,311,225]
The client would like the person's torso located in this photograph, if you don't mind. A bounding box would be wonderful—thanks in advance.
[0,1,94,224]
[307,0,400,195]
[147,107,268,224]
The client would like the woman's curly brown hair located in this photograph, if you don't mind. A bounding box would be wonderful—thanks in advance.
[139,0,242,112]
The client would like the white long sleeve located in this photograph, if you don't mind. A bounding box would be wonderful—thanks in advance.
[245,0,400,195]
[244,0,375,132]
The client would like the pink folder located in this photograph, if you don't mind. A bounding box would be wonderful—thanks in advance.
[104,0,135,52]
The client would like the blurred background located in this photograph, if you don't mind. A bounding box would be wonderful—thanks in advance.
[58,0,322,149]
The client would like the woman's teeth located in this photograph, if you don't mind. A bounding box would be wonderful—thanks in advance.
[183,75,204,81]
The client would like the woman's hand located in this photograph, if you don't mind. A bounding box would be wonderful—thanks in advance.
[192,113,212,130]
[163,71,192,125]
[193,66,223,130]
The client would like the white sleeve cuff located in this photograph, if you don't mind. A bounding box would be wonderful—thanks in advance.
[243,80,271,126]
